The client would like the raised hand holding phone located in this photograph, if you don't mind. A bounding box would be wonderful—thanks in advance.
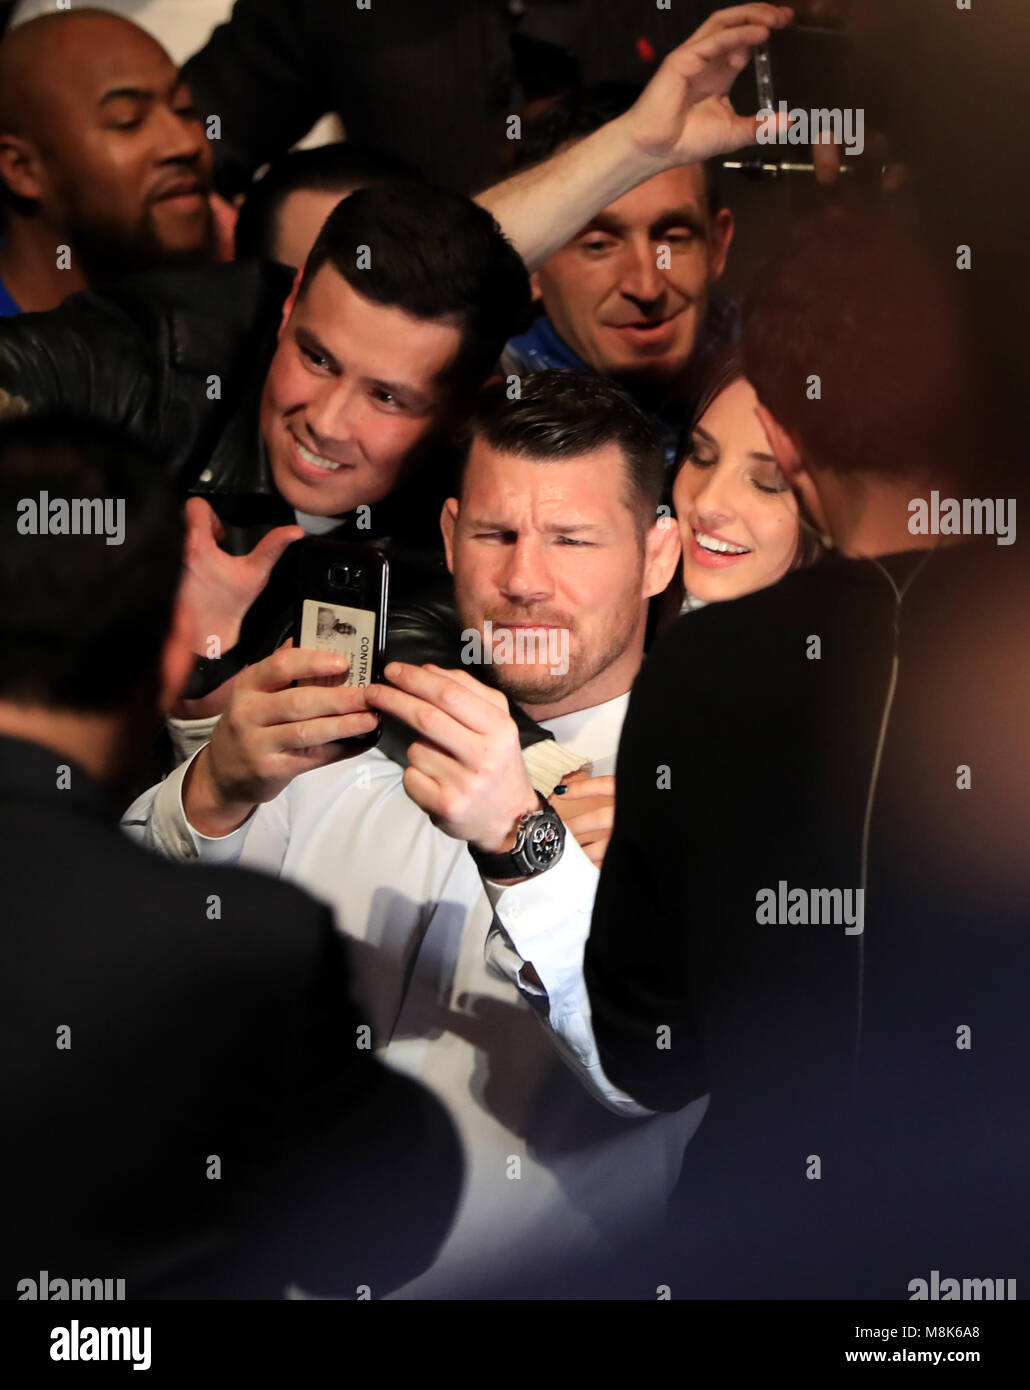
[182,642,379,838]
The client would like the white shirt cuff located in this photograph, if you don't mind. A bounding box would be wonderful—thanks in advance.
[482,838,654,1118]
[150,749,254,865]
[483,836,597,1002]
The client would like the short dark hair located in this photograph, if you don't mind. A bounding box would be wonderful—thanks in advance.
[741,208,975,483]
[234,142,416,262]
[458,369,665,531]
[515,83,723,218]
[0,416,183,711]
[299,182,532,404]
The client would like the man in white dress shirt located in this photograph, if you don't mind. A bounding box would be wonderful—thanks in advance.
[124,372,704,1297]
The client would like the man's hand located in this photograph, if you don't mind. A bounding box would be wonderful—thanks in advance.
[180,497,304,655]
[170,498,304,718]
[621,5,794,166]
[364,663,538,854]
[183,642,379,837]
[477,5,792,271]
[549,771,615,869]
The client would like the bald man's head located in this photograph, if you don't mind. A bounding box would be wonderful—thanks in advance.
[0,9,213,279]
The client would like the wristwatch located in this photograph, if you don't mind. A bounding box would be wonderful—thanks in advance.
[468,793,565,880]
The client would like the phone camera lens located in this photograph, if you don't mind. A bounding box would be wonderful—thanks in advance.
[328,564,351,588]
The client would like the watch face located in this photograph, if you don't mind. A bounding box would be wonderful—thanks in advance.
[524,812,564,870]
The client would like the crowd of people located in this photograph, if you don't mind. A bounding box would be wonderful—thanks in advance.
[1,2,1027,1302]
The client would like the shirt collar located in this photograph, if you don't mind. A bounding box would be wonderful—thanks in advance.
[506,313,592,373]
[293,509,345,535]
[538,692,630,766]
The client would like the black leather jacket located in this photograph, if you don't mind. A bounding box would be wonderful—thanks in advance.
[0,262,549,760]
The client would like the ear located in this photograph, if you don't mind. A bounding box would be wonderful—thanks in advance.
[439,497,459,573]
[641,509,683,600]
[755,402,830,540]
[708,208,734,281]
[529,268,543,303]
[0,134,45,203]
[159,593,199,714]
[278,266,305,338]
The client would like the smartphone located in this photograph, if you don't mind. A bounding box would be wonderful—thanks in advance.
[291,539,389,750]
[754,42,775,112]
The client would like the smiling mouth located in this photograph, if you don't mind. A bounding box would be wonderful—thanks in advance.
[611,312,682,336]
[694,529,751,557]
[292,435,351,474]
[152,182,204,204]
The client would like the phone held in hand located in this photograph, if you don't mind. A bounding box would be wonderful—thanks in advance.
[291,539,390,751]
[754,41,775,113]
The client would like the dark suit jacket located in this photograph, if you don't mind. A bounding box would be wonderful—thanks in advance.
[586,541,1030,1297]
[0,734,461,1299]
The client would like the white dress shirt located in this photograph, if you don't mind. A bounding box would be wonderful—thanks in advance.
[123,694,706,1297]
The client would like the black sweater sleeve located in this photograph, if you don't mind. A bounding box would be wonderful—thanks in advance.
[584,615,709,1113]
[183,0,332,197]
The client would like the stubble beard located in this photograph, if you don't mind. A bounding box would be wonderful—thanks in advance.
[457,593,640,710]
[64,196,214,283]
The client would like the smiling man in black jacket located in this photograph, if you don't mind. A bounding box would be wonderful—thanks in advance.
[0,182,531,738]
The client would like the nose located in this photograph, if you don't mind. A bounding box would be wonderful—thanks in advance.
[304,379,358,449]
[498,536,554,606]
[616,238,666,308]
[691,466,739,530]
[151,101,208,167]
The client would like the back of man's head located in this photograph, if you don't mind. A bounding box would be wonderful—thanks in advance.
[741,208,978,491]
[234,143,416,265]
[516,83,722,217]
[299,183,531,407]
[0,416,183,712]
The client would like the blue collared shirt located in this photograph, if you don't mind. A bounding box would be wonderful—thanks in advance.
[500,292,740,467]
[0,271,20,317]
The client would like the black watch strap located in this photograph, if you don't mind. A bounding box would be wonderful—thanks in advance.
[468,792,565,880]
[181,643,247,700]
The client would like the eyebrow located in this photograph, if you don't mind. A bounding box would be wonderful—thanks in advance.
[99,77,190,107]
[296,327,339,370]
[691,425,778,465]
[99,87,156,106]
[583,205,707,239]
[465,519,604,533]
